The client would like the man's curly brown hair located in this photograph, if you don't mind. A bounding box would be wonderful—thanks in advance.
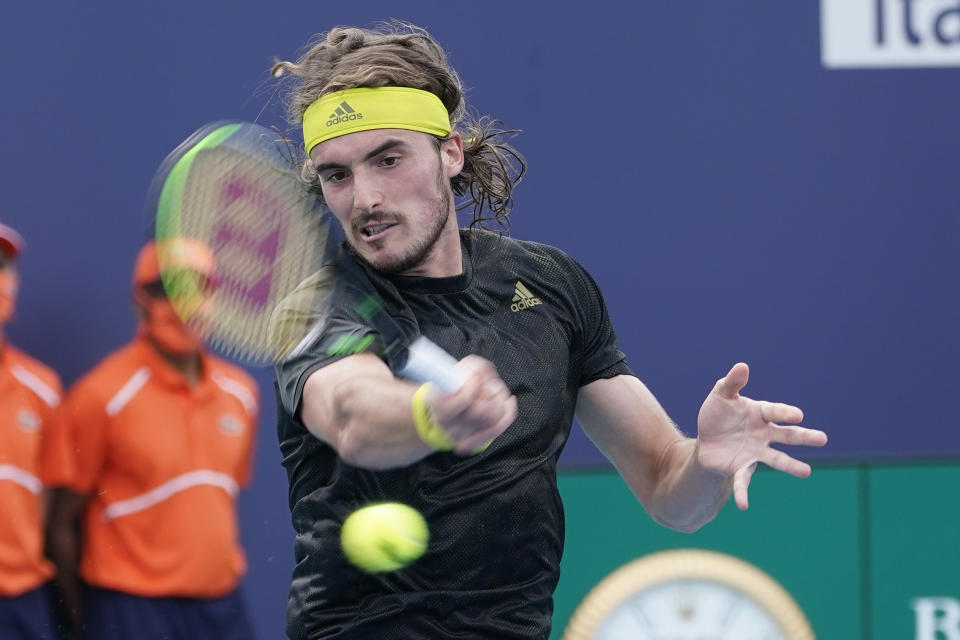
[272,21,525,230]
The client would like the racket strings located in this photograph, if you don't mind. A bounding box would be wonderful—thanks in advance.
[157,130,330,364]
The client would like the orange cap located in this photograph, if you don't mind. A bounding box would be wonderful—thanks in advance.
[0,222,24,259]
[133,238,216,287]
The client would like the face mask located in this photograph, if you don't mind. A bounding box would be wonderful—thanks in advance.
[0,271,19,324]
[138,295,206,356]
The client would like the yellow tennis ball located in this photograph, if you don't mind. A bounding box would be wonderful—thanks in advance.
[340,502,429,573]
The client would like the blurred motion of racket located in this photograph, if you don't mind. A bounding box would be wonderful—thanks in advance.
[145,120,463,392]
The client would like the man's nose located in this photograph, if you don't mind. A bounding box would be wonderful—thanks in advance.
[352,170,383,211]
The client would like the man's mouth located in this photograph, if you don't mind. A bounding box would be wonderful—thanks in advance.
[358,221,397,239]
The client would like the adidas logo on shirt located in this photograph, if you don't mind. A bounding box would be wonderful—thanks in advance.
[326,101,364,126]
[510,281,543,313]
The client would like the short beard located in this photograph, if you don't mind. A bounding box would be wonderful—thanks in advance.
[353,171,452,275]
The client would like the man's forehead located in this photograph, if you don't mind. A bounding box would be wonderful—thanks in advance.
[309,128,425,165]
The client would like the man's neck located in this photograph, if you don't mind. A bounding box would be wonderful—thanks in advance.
[409,216,464,278]
[145,337,203,387]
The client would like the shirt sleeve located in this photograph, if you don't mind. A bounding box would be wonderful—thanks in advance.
[37,376,70,487]
[236,375,259,489]
[272,245,427,418]
[272,275,386,419]
[47,380,110,494]
[551,249,633,386]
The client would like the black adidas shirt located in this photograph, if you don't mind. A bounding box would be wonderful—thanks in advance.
[276,230,632,640]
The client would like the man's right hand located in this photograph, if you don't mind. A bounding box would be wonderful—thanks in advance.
[426,355,517,454]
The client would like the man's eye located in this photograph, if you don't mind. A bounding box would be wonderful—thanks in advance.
[380,156,399,167]
[322,171,347,183]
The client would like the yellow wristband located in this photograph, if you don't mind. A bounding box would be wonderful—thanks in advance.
[411,383,455,451]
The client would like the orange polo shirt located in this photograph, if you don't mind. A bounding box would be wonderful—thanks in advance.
[52,337,258,598]
[0,342,63,597]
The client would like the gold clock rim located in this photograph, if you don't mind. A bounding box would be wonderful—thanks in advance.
[561,548,815,640]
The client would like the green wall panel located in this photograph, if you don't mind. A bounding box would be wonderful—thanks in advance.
[554,466,862,639]
[868,465,960,640]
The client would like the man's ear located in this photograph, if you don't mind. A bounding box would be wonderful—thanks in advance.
[440,134,465,179]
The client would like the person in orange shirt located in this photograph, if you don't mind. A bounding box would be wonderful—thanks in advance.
[0,222,64,640]
[46,239,259,640]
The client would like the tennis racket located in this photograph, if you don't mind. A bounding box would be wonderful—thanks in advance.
[145,120,464,393]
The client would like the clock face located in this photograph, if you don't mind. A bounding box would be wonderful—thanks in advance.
[594,578,789,640]
[563,550,813,640]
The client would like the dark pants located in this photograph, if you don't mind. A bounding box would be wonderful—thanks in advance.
[81,586,256,640]
[0,585,57,640]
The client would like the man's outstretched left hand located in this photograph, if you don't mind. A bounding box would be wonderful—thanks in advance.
[696,362,828,510]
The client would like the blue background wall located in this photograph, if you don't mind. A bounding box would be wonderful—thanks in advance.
[2,1,957,637]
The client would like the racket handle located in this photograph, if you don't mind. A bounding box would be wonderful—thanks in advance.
[398,337,466,394]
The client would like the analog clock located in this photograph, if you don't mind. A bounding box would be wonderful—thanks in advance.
[562,549,814,640]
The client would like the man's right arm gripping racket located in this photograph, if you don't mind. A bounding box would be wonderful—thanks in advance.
[146,120,513,461]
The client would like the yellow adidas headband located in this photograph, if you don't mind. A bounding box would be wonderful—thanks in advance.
[302,87,452,154]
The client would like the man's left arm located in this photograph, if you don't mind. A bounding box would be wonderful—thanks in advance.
[575,364,827,533]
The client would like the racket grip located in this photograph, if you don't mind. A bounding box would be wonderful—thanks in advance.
[398,336,466,395]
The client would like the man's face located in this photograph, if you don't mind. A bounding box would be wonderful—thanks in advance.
[0,251,15,273]
[310,128,463,275]
[0,250,19,326]
[135,273,212,356]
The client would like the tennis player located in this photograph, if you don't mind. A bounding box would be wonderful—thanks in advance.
[45,239,259,640]
[272,22,828,640]
[0,222,64,640]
